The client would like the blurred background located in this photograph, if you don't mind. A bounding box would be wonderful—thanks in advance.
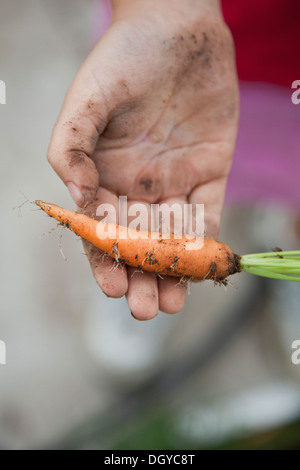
[0,0,299,449]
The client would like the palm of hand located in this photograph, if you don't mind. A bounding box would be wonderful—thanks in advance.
[49,18,239,320]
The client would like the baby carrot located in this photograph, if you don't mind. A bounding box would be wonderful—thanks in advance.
[35,200,241,281]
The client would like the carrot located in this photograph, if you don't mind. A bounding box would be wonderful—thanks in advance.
[36,200,300,285]
[36,200,241,281]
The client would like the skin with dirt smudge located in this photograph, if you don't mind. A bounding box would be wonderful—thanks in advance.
[47,0,239,320]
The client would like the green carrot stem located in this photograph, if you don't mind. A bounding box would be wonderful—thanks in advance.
[240,251,300,282]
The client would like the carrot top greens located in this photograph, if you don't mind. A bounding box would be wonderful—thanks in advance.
[240,251,300,282]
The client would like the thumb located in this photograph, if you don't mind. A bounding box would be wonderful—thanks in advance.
[47,71,109,206]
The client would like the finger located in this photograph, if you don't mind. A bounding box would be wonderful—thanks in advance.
[158,277,186,314]
[83,240,128,298]
[82,187,128,298]
[47,33,121,206]
[47,25,150,207]
[126,268,159,321]
[47,81,105,206]
[189,177,228,240]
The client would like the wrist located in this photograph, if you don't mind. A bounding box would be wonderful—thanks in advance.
[111,0,224,25]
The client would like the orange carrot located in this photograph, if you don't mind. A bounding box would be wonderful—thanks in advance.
[35,200,241,281]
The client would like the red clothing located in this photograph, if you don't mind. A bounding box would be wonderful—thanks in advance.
[222,0,300,87]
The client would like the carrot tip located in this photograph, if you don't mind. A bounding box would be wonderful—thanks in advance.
[35,200,52,214]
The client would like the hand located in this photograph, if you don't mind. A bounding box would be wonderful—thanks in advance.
[47,0,239,320]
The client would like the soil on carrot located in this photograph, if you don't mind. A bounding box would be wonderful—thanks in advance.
[35,200,241,283]
[272,247,283,258]
[228,253,242,276]
[170,256,179,271]
[144,251,159,266]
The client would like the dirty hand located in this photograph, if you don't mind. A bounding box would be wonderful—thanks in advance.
[47,0,239,320]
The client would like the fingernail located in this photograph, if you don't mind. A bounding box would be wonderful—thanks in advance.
[67,182,84,206]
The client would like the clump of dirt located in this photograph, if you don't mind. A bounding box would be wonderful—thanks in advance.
[143,251,158,266]
[228,253,242,276]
